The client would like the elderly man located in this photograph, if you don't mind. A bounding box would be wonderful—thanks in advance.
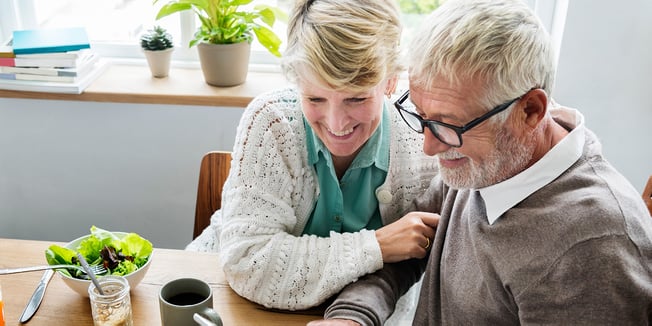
[308,0,652,325]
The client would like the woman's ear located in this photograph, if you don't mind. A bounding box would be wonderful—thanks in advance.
[385,76,399,98]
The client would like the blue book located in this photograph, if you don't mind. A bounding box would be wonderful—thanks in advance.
[12,27,90,55]
[0,73,16,80]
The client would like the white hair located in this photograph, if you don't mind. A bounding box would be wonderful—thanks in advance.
[408,0,556,112]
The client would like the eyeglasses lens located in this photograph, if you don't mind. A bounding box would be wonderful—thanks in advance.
[432,126,461,147]
[398,96,424,132]
[399,94,461,147]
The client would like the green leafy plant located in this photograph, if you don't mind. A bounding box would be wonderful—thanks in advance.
[399,0,441,14]
[154,0,286,57]
[140,25,174,51]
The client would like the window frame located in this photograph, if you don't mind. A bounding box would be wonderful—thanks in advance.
[2,0,284,68]
[1,0,567,71]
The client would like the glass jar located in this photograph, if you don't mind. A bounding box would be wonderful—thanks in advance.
[88,276,133,326]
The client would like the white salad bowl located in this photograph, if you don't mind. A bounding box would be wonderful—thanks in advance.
[55,232,153,297]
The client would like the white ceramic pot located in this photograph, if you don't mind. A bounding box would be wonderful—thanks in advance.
[143,48,174,78]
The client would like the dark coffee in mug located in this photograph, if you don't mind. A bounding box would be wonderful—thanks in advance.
[166,292,206,306]
[159,278,222,326]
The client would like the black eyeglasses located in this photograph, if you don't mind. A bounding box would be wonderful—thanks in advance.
[393,90,523,147]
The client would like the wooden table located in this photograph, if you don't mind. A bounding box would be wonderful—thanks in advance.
[0,238,320,325]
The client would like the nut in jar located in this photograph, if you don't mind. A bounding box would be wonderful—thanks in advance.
[88,276,133,326]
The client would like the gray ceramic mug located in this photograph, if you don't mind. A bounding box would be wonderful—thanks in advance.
[159,278,222,326]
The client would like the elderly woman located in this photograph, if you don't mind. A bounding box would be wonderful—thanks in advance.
[187,0,439,320]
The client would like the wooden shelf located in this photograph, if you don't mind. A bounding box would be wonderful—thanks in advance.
[0,63,290,107]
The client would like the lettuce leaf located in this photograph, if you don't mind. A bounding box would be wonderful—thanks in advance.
[118,232,153,266]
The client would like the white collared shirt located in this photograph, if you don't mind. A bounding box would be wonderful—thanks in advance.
[478,106,585,225]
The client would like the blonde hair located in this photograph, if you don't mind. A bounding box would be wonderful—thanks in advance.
[282,0,402,92]
[408,0,556,110]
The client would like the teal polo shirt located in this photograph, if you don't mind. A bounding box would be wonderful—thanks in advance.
[301,103,390,237]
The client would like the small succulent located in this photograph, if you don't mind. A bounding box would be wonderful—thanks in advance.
[140,26,173,51]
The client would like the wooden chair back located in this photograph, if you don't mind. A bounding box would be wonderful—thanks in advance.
[644,175,652,216]
[194,151,232,239]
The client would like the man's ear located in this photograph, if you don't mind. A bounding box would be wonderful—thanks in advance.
[520,88,548,128]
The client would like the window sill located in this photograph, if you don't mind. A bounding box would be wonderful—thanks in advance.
[0,63,290,108]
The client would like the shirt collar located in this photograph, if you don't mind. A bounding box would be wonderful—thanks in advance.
[304,102,390,171]
[479,106,585,225]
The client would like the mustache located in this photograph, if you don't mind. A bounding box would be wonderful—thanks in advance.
[437,150,465,160]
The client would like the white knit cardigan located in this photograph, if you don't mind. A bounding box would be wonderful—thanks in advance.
[187,87,438,311]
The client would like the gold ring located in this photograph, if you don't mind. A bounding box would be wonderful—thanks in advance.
[424,237,430,249]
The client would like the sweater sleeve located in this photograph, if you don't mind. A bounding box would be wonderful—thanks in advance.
[324,258,428,326]
[218,89,385,310]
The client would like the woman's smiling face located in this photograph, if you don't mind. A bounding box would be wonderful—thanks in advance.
[299,75,387,162]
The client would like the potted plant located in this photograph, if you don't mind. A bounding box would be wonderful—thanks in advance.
[140,25,174,78]
[154,0,285,87]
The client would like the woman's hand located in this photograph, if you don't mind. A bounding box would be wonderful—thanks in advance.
[375,211,439,263]
[307,319,361,326]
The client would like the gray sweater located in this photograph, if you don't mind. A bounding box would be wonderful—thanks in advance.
[325,125,652,325]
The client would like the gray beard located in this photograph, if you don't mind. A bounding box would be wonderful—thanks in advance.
[439,128,535,189]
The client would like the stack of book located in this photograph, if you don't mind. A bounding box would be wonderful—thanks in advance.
[0,27,108,94]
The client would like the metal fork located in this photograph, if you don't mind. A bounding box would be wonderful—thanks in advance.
[0,264,107,275]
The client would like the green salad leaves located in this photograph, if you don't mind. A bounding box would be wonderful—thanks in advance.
[45,226,153,279]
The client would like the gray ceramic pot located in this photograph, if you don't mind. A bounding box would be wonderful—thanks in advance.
[197,41,251,87]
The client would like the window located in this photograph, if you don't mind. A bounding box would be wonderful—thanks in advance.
[527,0,569,66]
[0,0,566,69]
[0,0,284,64]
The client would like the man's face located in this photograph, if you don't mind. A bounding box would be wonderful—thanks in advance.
[409,82,534,189]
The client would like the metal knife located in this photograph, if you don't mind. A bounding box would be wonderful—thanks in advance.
[19,269,54,323]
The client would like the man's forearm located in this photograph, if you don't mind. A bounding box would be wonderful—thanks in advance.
[324,258,427,325]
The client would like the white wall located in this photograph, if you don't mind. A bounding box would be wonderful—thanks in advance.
[1,1,650,249]
[0,99,243,248]
[553,0,652,193]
